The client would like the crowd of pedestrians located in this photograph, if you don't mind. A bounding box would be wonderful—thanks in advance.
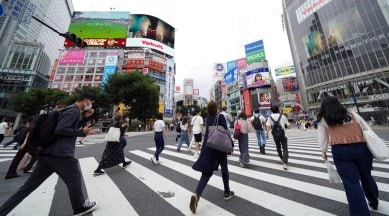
[0,94,384,215]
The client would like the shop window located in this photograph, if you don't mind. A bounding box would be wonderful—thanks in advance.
[77,67,85,74]
[65,75,73,82]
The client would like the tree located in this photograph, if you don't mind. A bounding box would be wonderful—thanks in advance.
[105,72,159,123]
[10,88,70,117]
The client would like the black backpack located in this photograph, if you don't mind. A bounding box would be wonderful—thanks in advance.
[253,115,263,130]
[27,107,73,153]
[269,114,285,138]
[176,122,181,133]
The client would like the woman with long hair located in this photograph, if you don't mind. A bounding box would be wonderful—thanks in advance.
[189,101,234,214]
[94,114,132,176]
[236,111,252,168]
[177,116,190,151]
[317,96,379,215]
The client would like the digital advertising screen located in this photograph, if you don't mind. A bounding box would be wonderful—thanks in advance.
[127,14,175,49]
[245,68,270,88]
[282,77,299,92]
[258,91,271,110]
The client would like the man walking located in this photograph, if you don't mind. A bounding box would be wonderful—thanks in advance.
[250,109,267,154]
[266,105,291,170]
[220,106,233,130]
[0,92,98,216]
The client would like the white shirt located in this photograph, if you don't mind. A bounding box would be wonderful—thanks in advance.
[153,120,165,132]
[0,122,8,134]
[220,111,232,128]
[266,113,290,129]
[191,115,204,134]
[250,114,266,128]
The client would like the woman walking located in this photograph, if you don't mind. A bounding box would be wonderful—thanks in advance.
[177,116,190,152]
[151,113,168,165]
[190,101,234,214]
[236,111,252,168]
[94,114,132,176]
[317,96,379,215]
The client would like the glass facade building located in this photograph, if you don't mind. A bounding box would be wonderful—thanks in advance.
[283,0,389,122]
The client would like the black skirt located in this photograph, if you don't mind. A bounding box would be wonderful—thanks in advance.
[98,141,124,169]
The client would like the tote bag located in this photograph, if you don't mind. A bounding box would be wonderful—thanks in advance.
[325,160,342,184]
[105,122,121,142]
[357,115,389,160]
[207,114,233,152]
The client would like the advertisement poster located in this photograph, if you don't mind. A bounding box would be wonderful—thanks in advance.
[282,77,299,91]
[164,58,175,115]
[59,50,86,64]
[245,68,270,88]
[259,91,271,110]
[101,55,118,89]
[127,14,175,49]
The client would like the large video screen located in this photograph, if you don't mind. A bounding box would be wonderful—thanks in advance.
[282,77,299,92]
[69,11,130,38]
[127,14,175,49]
[245,68,271,88]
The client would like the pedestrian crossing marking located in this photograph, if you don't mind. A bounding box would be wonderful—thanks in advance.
[8,174,58,216]
[123,156,234,216]
[152,148,389,215]
[79,157,139,216]
[130,150,336,216]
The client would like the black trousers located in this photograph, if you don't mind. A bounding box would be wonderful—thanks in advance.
[274,136,288,164]
[0,156,85,215]
[5,147,37,178]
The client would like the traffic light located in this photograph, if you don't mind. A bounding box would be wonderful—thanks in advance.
[61,32,87,48]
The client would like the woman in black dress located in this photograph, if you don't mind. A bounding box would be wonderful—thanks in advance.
[94,114,131,176]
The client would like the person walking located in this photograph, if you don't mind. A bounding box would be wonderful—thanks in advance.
[190,109,204,159]
[2,121,28,149]
[0,118,12,146]
[220,106,233,130]
[177,116,191,152]
[317,96,379,215]
[94,114,131,176]
[250,109,267,154]
[266,105,291,170]
[0,92,98,216]
[151,112,168,165]
[236,111,252,168]
[190,101,234,214]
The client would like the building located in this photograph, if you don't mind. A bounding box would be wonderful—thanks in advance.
[51,12,176,119]
[283,0,389,122]
[0,41,51,118]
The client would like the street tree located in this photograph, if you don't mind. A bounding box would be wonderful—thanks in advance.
[10,88,70,117]
[105,72,159,124]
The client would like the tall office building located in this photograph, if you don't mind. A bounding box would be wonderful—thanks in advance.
[283,0,389,122]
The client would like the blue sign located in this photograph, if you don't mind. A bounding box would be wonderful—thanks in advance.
[226,60,236,72]
[224,68,236,85]
[0,5,4,17]
[100,65,116,90]
[244,40,264,54]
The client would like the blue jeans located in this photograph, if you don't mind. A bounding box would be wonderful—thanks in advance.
[177,130,190,150]
[3,140,19,148]
[332,143,378,216]
[120,135,127,148]
[154,132,164,161]
[254,129,266,147]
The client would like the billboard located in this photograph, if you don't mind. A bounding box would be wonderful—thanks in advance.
[245,40,266,64]
[101,54,118,89]
[259,91,272,110]
[59,50,86,64]
[244,40,264,55]
[244,68,271,88]
[126,38,174,56]
[69,11,130,38]
[275,65,295,76]
[282,77,299,92]
[164,58,175,115]
[127,14,175,49]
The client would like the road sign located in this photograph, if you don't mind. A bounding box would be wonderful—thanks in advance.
[0,5,4,17]
[4,0,36,24]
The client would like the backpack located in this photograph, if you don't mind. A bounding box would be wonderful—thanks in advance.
[27,107,73,153]
[176,122,181,133]
[269,114,285,138]
[253,115,263,130]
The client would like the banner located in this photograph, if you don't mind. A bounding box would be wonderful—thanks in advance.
[101,55,118,89]
[164,58,175,115]
[59,50,86,64]
[245,40,264,55]
[275,65,295,76]
[246,49,266,64]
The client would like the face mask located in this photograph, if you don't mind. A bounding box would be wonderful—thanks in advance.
[84,100,92,111]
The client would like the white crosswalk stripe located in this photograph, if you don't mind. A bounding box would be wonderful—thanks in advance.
[3,132,389,215]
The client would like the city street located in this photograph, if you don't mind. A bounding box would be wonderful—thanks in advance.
[0,127,388,216]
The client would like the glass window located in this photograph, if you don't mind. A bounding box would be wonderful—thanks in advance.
[367,12,381,31]
[99,52,107,58]
[362,54,373,71]
[63,83,70,90]
[90,52,98,58]
[52,83,60,89]
[54,75,63,81]
[95,67,104,73]
[97,59,105,65]
[361,15,373,33]
[88,59,96,65]
[65,75,73,82]
[355,56,366,72]
[75,75,83,81]
[86,67,94,73]
[85,75,93,81]
[56,67,65,74]
[77,67,85,74]
[73,83,81,89]
[67,67,75,74]
[94,75,101,81]
[375,10,388,29]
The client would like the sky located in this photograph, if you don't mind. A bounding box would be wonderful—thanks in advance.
[71,0,293,99]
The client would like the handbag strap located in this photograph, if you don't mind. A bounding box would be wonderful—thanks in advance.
[213,114,219,127]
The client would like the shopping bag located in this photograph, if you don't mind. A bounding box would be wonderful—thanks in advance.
[325,160,342,184]
[105,127,121,142]
[206,114,233,152]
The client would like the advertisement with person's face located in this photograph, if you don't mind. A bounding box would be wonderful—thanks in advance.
[245,69,270,88]
[259,92,271,110]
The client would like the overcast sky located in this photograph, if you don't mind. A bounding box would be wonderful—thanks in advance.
[72,0,293,99]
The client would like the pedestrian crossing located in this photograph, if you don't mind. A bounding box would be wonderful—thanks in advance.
[3,132,389,215]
